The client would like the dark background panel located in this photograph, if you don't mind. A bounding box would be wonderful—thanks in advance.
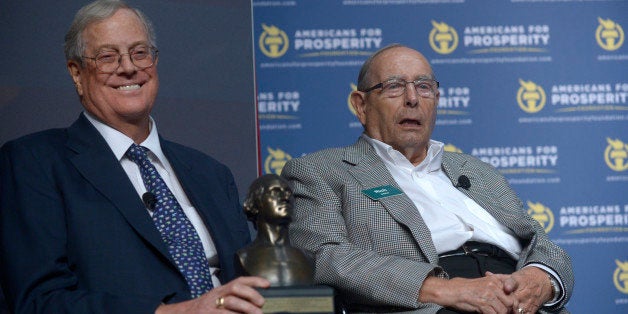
[0,0,258,196]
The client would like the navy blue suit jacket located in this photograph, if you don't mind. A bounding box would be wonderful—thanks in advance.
[0,114,251,313]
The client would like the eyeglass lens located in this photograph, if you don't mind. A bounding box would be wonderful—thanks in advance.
[94,47,156,73]
[382,80,437,98]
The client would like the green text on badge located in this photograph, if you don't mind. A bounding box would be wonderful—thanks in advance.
[362,185,403,200]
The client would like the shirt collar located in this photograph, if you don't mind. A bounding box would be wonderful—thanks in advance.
[362,133,444,173]
[83,111,166,164]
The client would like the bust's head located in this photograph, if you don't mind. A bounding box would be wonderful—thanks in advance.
[243,174,294,226]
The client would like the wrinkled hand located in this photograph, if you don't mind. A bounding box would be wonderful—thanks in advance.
[156,276,271,314]
[421,276,516,314]
[487,267,553,314]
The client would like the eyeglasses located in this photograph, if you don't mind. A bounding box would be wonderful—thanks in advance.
[362,78,439,98]
[82,45,158,73]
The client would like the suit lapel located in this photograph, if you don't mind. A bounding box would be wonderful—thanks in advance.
[345,137,439,264]
[160,143,229,245]
[65,115,172,261]
[161,142,241,282]
[441,153,532,239]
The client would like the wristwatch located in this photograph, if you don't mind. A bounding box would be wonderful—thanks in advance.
[548,274,561,303]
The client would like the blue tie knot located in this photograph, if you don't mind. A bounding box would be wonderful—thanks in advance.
[126,144,149,164]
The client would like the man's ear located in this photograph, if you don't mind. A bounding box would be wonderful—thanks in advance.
[67,60,83,96]
[350,91,367,125]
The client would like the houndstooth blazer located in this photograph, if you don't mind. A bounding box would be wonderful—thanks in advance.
[281,137,573,314]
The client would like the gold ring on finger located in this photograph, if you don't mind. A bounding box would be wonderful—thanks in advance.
[216,296,225,308]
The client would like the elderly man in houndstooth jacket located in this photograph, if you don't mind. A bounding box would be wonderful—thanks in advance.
[281,44,573,314]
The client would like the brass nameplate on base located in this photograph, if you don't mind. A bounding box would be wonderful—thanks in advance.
[258,285,335,314]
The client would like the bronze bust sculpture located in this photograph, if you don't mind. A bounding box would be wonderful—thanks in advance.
[237,174,314,287]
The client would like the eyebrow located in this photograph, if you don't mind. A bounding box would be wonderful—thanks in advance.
[383,74,434,81]
[93,41,150,52]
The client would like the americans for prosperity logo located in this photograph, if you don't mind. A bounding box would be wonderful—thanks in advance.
[614,259,628,294]
[429,21,552,64]
[436,85,472,126]
[517,80,628,124]
[259,24,289,58]
[517,79,546,113]
[527,201,555,233]
[264,147,292,175]
[443,143,463,153]
[605,137,628,172]
[429,20,459,54]
[471,144,560,185]
[257,90,302,132]
[257,23,383,68]
[258,91,300,119]
[559,203,628,234]
[596,17,625,51]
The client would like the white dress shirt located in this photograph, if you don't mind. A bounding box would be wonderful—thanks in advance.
[85,112,222,287]
[365,135,522,258]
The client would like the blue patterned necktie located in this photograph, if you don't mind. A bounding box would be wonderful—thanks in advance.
[126,144,213,298]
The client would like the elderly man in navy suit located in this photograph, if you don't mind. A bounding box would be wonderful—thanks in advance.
[282,44,573,314]
[0,1,269,313]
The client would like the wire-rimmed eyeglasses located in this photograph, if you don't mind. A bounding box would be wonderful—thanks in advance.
[362,78,439,98]
[82,45,158,74]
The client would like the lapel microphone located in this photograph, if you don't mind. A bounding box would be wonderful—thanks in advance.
[142,192,157,211]
[455,175,471,190]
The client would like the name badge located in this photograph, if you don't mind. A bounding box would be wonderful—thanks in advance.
[362,185,403,200]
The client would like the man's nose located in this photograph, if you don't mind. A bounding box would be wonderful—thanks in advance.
[116,53,137,75]
[404,82,419,108]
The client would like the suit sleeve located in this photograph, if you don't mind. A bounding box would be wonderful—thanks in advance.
[474,158,574,312]
[282,157,442,311]
[0,141,162,314]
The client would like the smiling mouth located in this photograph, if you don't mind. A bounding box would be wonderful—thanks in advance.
[116,84,141,91]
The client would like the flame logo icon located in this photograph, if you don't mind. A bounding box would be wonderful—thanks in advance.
[613,259,628,294]
[264,147,292,175]
[517,79,546,113]
[596,17,624,51]
[429,20,459,54]
[443,144,462,153]
[604,138,628,172]
[259,24,289,58]
[527,201,554,233]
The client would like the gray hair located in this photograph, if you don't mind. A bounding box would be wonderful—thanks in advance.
[356,43,436,91]
[64,0,156,65]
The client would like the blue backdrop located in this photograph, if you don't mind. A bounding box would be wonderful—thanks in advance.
[253,1,628,312]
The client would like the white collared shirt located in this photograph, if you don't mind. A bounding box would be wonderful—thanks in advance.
[84,112,222,287]
[364,134,523,258]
